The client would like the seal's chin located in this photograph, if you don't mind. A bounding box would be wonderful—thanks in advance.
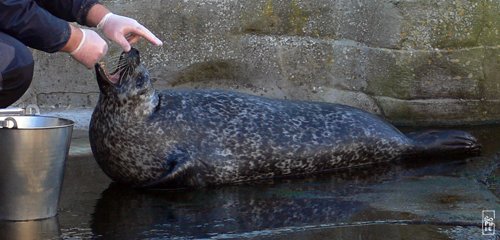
[96,61,122,85]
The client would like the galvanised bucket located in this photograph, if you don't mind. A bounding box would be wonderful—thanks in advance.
[0,115,74,220]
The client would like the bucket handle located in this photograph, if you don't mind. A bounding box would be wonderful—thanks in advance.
[25,104,40,115]
[0,117,18,129]
[0,104,40,116]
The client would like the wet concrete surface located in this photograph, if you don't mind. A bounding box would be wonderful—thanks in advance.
[1,126,499,239]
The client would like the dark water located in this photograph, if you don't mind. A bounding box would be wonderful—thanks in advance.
[1,126,499,239]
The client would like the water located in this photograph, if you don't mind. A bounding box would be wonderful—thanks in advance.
[2,126,500,239]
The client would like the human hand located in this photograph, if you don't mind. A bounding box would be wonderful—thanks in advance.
[98,13,163,52]
[70,29,108,69]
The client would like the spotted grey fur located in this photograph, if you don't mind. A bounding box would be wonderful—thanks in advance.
[90,48,481,188]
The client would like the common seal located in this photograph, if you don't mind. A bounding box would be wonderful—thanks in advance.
[89,48,481,188]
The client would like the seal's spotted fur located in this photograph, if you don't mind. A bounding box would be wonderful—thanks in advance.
[90,49,481,188]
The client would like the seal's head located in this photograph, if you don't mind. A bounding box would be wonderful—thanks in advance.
[94,48,158,118]
[95,48,155,99]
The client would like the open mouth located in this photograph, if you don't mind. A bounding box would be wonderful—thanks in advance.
[96,48,140,86]
[97,60,124,85]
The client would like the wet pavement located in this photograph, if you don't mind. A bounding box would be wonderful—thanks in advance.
[1,125,499,239]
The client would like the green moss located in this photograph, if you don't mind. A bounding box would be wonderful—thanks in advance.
[481,48,500,100]
[383,102,413,121]
[433,1,479,48]
[367,55,416,99]
[400,0,500,49]
[241,0,310,36]
[263,0,275,17]
[174,61,246,86]
[289,0,308,35]
[367,47,490,100]
[241,0,279,35]
[475,0,500,46]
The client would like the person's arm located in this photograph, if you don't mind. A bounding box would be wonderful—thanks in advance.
[0,0,107,68]
[34,0,100,26]
[0,0,71,52]
[34,0,162,52]
[85,3,110,27]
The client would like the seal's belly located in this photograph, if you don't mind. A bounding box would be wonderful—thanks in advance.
[194,120,409,184]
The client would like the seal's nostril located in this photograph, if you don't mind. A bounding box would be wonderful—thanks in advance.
[122,48,140,66]
[129,48,139,56]
[134,55,140,66]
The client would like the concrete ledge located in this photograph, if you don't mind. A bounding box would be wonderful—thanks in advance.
[43,108,93,157]
[376,97,500,126]
[43,108,93,130]
[68,129,92,157]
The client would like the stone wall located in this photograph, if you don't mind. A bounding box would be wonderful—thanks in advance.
[18,0,500,125]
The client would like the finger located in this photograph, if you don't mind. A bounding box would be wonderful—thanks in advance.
[129,36,141,45]
[125,33,141,45]
[128,25,163,46]
[114,33,132,52]
[85,61,92,69]
[98,43,109,62]
[84,57,94,69]
[86,45,107,69]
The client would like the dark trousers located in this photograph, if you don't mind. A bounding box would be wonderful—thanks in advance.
[0,32,34,108]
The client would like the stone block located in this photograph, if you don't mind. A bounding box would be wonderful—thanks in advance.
[375,97,500,125]
[397,0,500,49]
[364,46,485,100]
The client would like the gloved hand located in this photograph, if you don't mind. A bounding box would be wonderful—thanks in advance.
[98,13,163,52]
[70,29,108,69]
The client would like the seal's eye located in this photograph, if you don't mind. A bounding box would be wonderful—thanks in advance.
[136,73,146,89]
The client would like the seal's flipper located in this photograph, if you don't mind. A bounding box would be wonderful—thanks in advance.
[140,148,195,188]
[407,130,481,158]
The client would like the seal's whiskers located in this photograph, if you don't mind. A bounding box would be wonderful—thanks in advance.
[118,65,132,83]
[109,62,129,74]
[101,54,126,72]
[105,53,123,62]
[111,62,128,70]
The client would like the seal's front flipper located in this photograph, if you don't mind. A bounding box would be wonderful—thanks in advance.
[141,148,194,188]
[407,130,481,158]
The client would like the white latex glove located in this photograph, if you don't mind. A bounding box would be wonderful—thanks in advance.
[70,29,108,69]
[98,13,163,52]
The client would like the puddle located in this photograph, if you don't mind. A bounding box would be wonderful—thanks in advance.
[2,126,500,239]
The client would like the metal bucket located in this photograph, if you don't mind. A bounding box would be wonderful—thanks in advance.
[0,115,74,221]
[0,217,60,239]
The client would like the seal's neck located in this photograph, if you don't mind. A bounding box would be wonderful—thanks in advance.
[139,90,160,117]
[98,90,159,121]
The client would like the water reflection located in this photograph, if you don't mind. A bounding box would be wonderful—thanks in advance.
[0,217,60,240]
[90,159,484,239]
[91,182,364,238]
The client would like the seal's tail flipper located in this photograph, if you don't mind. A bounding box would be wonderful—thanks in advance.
[406,130,481,158]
